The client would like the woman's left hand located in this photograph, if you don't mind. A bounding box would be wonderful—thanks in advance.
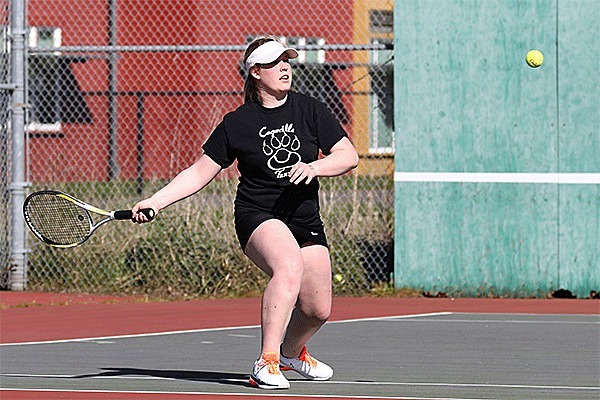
[289,162,317,185]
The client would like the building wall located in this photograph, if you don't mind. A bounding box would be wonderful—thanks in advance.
[24,0,361,182]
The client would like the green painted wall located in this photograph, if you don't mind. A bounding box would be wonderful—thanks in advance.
[394,0,599,297]
[555,0,599,294]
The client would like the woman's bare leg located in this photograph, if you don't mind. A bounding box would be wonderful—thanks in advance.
[244,219,304,355]
[281,244,332,358]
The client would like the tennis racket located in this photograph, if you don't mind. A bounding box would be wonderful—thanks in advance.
[23,190,155,248]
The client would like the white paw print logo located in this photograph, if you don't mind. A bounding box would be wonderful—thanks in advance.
[259,123,301,178]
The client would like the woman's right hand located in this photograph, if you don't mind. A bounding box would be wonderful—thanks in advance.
[132,199,160,223]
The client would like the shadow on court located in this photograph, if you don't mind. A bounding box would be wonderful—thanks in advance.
[75,368,252,388]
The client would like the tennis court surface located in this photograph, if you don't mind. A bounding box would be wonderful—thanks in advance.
[1,294,599,400]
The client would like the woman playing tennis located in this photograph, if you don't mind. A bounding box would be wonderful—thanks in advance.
[132,36,359,390]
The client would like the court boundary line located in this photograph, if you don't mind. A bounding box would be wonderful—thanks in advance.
[314,380,600,391]
[0,312,452,347]
[381,314,600,325]
[0,388,488,400]
[2,374,598,392]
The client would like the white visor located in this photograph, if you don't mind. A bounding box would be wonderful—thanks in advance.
[244,41,298,72]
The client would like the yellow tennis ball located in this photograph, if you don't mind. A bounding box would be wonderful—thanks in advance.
[333,273,344,283]
[526,50,543,68]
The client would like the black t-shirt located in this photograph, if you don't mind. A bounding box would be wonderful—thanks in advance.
[202,91,347,220]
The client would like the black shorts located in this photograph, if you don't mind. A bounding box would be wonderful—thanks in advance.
[234,204,328,251]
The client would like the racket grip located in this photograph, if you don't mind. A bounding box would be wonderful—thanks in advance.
[114,208,155,221]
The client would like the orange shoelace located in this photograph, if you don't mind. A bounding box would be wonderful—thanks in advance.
[297,347,318,368]
[258,352,281,375]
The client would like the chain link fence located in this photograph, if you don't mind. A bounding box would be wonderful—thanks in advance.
[2,0,394,297]
[1,2,12,288]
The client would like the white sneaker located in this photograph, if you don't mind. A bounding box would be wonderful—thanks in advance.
[280,346,334,380]
[249,352,290,390]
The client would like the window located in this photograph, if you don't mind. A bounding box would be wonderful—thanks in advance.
[369,38,394,154]
[28,26,91,134]
[28,26,62,133]
[368,8,394,154]
[284,36,325,64]
[285,36,349,124]
[29,26,62,50]
[369,9,393,34]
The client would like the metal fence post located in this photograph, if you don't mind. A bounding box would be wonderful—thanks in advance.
[9,0,28,291]
[107,0,119,180]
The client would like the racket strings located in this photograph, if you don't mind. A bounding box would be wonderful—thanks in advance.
[25,193,92,245]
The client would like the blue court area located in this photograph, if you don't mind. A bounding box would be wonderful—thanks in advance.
[1,312,599,399]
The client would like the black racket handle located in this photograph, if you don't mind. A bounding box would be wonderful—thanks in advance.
[114,208,155,221]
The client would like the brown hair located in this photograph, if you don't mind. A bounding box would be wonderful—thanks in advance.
[242,36,276,104]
